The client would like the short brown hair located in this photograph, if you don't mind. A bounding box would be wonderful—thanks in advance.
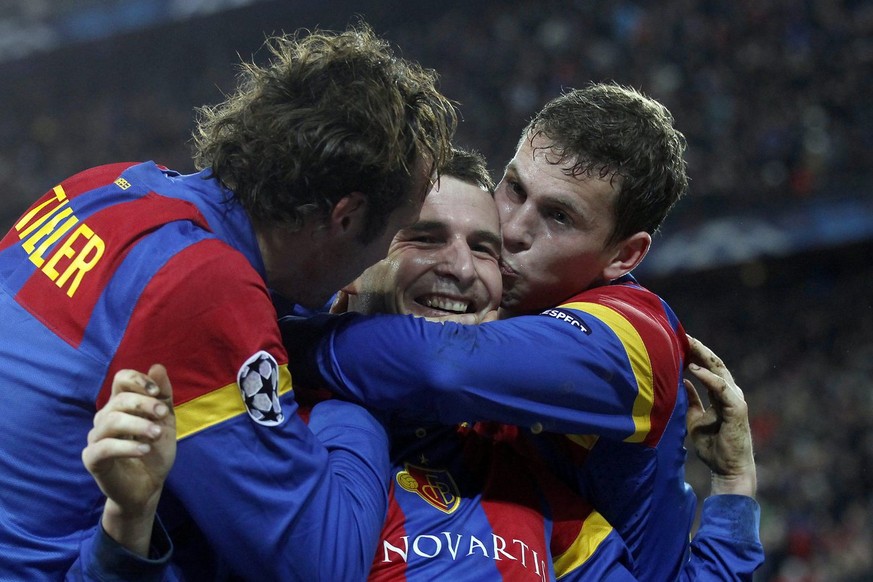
[193,24,457,241]
[524,82,688,246]
[441,147,494,193]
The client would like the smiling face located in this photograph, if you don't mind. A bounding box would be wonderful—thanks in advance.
[388,176,503,319]
[495,133,625,316]
[350,175,503,320]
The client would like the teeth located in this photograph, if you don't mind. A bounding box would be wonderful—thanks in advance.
[423,296,470,314]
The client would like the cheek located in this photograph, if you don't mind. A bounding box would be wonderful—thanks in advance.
[494,191,512,221]
[392,251,431,288]
[479,263,503,306]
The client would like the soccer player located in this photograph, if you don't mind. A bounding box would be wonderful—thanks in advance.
[281,83,757,580]
[0,24,456,580]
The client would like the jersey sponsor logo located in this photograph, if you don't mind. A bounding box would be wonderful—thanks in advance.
[540,308,590,333]
[396,464,461,514]
[13,184,105,298]
[237,350,284,426]
[380,530,548,581]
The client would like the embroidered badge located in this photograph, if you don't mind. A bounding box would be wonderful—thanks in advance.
[237,350,284,426]
[396,464,461,514]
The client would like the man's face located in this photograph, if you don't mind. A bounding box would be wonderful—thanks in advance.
[273,164,431,309]
[353,176,503,320]
[495,133,621,316]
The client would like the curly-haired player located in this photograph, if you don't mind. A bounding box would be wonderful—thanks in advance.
[0,24,455,580]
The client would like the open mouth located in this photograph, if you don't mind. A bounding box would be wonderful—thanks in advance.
[415,294,476,314]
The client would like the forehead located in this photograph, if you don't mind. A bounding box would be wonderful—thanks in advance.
[420,176,499,232]
[509,133,619,207]
[510,133,575,179]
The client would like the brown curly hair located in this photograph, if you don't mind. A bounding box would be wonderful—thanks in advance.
[193,23,457,242]
[524,82,688,247]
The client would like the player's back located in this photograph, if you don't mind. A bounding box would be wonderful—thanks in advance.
[0,162,221,577]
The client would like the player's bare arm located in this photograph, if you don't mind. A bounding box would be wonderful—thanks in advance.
[684,336,757,498]
[82,364,176,557]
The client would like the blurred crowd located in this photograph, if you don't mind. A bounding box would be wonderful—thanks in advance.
[665,240,873,582]
[2,0,872,232]
[0,1,870,580]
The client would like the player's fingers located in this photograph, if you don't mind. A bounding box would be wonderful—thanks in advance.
[95,391,170,425]
[686,335,736,384]
[684,378,705,415]
[426,313,479,326]
[683,379,706,432]
[110,369,161,398]
[89,408,164,445]
[82,438,150,473]
[686,361,731,403]
[146,364,173,405]
[330,289,351,314]
[479,310,500,323]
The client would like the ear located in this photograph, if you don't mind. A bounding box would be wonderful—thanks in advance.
[328,192,367,236]
[602,231,651,281]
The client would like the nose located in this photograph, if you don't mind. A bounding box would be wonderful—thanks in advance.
[433,238,477,288]
[500,202,534,253]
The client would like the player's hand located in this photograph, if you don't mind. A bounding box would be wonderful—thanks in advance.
[82,364,176,554]
[341,257,400,315]
[684,336,756,497]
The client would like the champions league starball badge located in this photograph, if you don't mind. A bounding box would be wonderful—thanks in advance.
[237,350,284,426]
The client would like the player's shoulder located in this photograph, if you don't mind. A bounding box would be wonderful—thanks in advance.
[560,277,668,319]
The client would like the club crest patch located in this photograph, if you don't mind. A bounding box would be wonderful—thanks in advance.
[237,350,284,426]
[396,464,461,514]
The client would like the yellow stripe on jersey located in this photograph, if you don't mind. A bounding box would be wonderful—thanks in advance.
[176,364,293,440]
[553,510,615,578]
[560,301,654,443]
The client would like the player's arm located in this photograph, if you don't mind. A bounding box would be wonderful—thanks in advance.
[83,366,175,557]
[281,301,670,438]
[103,242,390,580]
[680,336,764,580]
[74,366,177,581]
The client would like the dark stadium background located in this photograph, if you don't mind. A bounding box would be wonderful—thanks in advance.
[2,1,870,579]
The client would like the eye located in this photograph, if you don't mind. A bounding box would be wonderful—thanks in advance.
[503,180,525,202]
[548,208,572,226]
[472,243,500,260]
[411,235,441,245]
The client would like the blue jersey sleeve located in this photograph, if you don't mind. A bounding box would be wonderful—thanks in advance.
[282,305,671,440]
[680,495,764,581]
[72,399,390,581]
[68,518,176,582]
[167,398,390,580]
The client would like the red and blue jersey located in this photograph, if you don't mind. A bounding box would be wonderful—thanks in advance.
[283,276,698,580]
[0,162,390,580]
[363,419,762,581]
[367,420,635,581]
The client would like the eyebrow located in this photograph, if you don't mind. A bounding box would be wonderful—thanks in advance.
[404,219,445,233]
[406,220,501,249]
